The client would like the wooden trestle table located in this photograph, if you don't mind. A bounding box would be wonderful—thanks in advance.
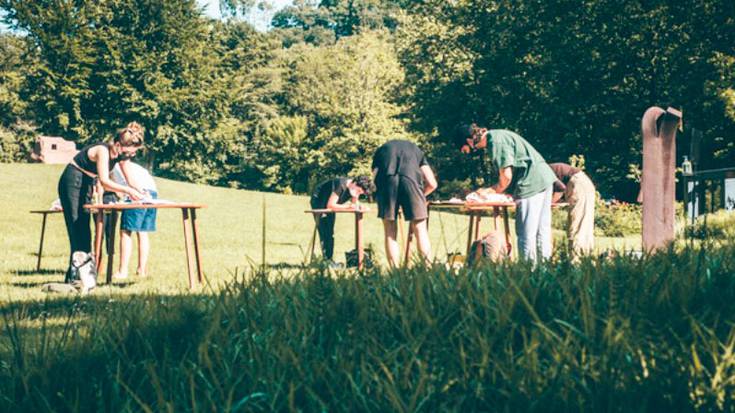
[84,202,206,289]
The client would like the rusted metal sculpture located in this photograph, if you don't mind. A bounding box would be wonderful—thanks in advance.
[641,106,682,251]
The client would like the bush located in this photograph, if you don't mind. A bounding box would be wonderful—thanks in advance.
[0,123,36,163]
[594,198,642,237]
[552,196,642,237]
[686,209,735,240]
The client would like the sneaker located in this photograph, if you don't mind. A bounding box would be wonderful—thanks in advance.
[328,261,344,270]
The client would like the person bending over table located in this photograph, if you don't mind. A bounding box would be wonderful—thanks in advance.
[111,161,159,279]
[57,122,145,282]
[372,140,438,267]
[310,176,374,265]
[550,162,596,257]
[454,123,556,263]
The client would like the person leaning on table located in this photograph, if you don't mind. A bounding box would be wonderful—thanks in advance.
[454,123,557,263]
[372,139,438,267]
[550,162,596,257]
[309,176,374,266]
[57,122,145,282]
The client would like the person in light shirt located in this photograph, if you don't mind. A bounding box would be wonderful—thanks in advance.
[111,161,158,279]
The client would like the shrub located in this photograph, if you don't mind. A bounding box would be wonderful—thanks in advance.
[686,209,735,240]
[0,123,36,163]
[552,196,642,237]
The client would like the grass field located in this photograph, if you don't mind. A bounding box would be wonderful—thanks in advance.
[0,163,639,301]
[4,163,735,412]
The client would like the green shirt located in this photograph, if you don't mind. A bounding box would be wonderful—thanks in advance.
[485,129,556,199]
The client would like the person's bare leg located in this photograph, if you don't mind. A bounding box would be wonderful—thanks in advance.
[383,219,400,268]
[115,230,133,279]
[412,219,432,265]
[137,232,150,277]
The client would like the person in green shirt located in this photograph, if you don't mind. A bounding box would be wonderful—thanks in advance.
[454,123,557,262]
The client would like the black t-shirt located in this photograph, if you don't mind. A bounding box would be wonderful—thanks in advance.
[311,177,351,207]
[371,140,428,187]
[73,143,120,175]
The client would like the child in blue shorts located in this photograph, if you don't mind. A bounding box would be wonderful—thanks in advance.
[111,162,158,278]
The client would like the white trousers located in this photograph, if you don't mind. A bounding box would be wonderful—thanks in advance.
[515,186,553,263]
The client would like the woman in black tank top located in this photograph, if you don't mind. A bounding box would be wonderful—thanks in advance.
[57,122,146,282]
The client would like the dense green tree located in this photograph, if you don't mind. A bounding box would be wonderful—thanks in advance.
[397,0,735,199]
[0,0,269,184]
[248,31,410,192]
[0,33,36,161]
[270,0,409,46]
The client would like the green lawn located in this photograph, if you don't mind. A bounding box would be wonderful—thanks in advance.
[0,163,639,301]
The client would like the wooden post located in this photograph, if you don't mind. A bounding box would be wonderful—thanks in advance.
[36,212,48,271]
[641,106,681,251]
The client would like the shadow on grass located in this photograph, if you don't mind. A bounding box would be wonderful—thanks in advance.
[11,268,66,276]
[265,262,308,270]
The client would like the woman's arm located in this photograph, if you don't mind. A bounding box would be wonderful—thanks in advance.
[91,146,143,200]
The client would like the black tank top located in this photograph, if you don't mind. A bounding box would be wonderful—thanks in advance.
[72,143,120,175]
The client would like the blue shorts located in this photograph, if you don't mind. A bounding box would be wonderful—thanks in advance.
[121,190,158,232]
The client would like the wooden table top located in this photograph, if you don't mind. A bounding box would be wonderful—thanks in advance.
[83,202,207,210]
[429,201,569,210]
[30,209,64,214]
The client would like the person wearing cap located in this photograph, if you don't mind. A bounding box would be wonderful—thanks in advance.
[550,162,596,257]
[372,140,438,267]
[454,123,557,263]
[310,176,374,265]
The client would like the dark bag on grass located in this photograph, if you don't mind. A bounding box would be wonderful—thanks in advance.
[345,248,374,268]
[466,231,508,266]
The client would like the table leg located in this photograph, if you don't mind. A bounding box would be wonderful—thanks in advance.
[503,207,513,258]
[356,212,364,270]
[466,214,475,255]
[403,221,414,266]
[36,213,48,272]
[94,212,104,273]
[181,208,196,289]
[493,206,499,230]
[190,208,204,284]
[105,210,118,284]
[309,214,320,262]
[474,214,482,241]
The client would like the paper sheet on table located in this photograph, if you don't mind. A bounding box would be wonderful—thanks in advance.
[465,192,514,203]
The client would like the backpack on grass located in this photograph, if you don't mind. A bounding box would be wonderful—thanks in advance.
[52,251,97,294]
[466,231,509,266]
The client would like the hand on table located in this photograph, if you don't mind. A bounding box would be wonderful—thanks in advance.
[127,188,144,201]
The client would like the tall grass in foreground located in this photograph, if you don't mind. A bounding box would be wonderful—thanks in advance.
[1,243,735,412]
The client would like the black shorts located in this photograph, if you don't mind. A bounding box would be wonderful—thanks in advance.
[376,175,427,221]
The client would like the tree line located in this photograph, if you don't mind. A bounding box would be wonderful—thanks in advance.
[1,0,733,200]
